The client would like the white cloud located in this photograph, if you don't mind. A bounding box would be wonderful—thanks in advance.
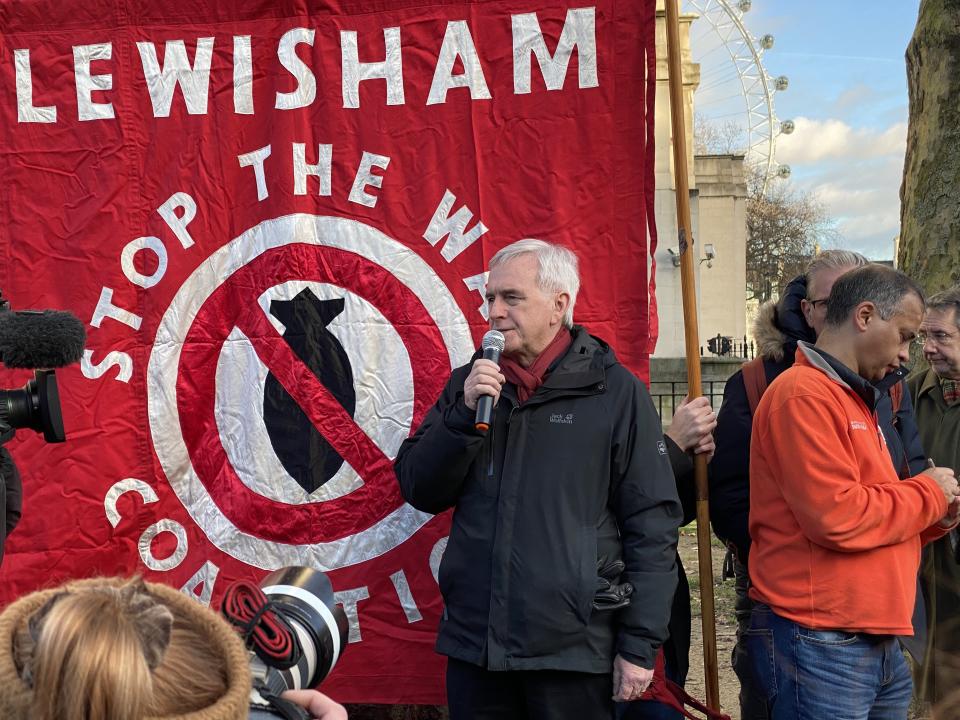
[777,117,906,164]
[789,153,905,259]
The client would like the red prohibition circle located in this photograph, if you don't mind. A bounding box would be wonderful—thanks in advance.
[174,242,451,545]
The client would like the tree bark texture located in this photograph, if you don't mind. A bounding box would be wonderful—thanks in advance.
[899,0,960,290]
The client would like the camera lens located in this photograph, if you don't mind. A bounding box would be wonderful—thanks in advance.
[259,566,349,690]
[0,371,65,442]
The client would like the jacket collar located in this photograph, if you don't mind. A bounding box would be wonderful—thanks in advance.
[915,366,945,403]
[540,325,607,390]
[796,341,879,411]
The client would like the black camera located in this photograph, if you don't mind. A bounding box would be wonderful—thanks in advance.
[0,290,85,445]
[222,566,349,719]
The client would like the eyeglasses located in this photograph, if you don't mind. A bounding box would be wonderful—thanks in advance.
[806,298,829,309]
[915,331,958,347]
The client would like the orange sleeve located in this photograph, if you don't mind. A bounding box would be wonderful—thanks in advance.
[760,390,947,552]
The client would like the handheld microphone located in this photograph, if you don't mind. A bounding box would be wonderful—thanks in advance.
[475,330,505,433]
[0,310,86,369]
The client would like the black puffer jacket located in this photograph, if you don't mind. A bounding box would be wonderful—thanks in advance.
[709,275,927,560]
[395,327,682,672]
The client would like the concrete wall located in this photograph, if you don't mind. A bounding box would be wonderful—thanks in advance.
[650,5,748,359]
[695,154,748,342]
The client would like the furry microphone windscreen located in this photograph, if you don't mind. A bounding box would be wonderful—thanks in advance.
[0,311,86,369]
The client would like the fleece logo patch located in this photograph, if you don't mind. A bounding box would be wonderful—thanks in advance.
[657,440,668,456]
[849,421,869,431]
[550,412,575,425]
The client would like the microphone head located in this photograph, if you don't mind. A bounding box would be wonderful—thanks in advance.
[481,330,505,354]
[0,310,86,369]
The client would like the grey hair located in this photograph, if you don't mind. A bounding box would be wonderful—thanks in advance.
[824,264,925,326]
[805,249,868,298]
[926,286,960,329]
[489,239,580,327]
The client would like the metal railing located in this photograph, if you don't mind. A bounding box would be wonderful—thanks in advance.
[650,379,729,424]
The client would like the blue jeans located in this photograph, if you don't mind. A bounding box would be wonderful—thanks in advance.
[744,604,913,720]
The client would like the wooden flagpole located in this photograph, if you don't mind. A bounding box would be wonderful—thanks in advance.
[662,0,721,709]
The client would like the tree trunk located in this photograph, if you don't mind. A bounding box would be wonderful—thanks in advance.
[899,0,960,291]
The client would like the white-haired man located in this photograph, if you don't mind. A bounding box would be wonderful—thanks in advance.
[395,239,683,719]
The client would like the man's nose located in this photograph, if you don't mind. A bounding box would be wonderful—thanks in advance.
[489,297,507,319]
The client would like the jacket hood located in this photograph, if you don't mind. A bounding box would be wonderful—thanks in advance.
[753,274,816,362]
[0,577,252,720]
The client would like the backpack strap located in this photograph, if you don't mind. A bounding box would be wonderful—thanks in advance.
[741,357,768,416]
[890,380,903,414]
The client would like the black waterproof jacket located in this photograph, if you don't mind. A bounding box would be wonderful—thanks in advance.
[709,275,927,560]
[395,327,682,672]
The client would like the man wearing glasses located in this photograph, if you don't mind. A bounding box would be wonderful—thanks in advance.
[710,250,929,719]
[908,286,960,706]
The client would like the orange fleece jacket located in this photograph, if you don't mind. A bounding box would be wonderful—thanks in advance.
[748,347,948,635]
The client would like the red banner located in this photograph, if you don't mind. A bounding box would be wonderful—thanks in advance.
[0,0,657,704]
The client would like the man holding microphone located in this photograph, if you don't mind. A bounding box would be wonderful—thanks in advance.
[395,239,683,719]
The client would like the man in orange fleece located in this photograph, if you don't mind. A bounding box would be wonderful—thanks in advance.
[747,265,960,719]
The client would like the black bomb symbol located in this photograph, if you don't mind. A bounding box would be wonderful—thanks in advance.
[263,289,356,493]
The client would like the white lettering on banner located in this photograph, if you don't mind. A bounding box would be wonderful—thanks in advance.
[334,587,371,643]
[104,478,159,527]
[181,561,220,607]
[233,36,254,115]
[73,43,114,121]
[427,21,491,106]
[512,7,598,94]
[340,27,405,109]
[275,28,317,111]
[423,189,489,262]
[137,38,215,117]
[238,145,273,201]
[429,537,448,585]
[15,49,56,123]
[139,518,189,572]
[90,287,142,330]
[11,7,600,124]
[158,192,198,250]
[82,348,133,383]
[462,273,490,321]
[348,152,391,207]
[390,569,423,623]
[293,143,333,196]
[120,236,167,289]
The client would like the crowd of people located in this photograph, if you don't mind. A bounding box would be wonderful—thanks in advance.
[398,240,960,720]
[2,238,959,720]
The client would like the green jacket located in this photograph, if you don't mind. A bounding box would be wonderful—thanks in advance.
[907,368,960,704]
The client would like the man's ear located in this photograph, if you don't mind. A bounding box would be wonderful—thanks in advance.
[553,292,571,325]
[853,301,875,331]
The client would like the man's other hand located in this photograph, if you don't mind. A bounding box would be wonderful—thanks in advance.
[665,395,717,460]
[463,358,505,411]
[612,654,654,702]
[923,465,960,506]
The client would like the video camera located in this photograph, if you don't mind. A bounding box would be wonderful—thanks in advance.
[221,566,350,720]
[0,289,85,445]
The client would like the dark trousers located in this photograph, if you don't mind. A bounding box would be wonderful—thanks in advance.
[446,658,614,720]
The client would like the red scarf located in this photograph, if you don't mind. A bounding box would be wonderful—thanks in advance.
[499,328,573,403]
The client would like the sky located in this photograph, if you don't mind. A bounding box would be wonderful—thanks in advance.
[686,0,921,260]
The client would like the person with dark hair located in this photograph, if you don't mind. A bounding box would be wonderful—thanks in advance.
[709,251,928,719]
[908,285,960,706]
[746,265,959,718]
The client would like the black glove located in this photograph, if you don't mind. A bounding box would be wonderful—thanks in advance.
[593,557,633,611]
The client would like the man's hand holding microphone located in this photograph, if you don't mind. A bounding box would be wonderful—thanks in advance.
[465,331,505,432]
